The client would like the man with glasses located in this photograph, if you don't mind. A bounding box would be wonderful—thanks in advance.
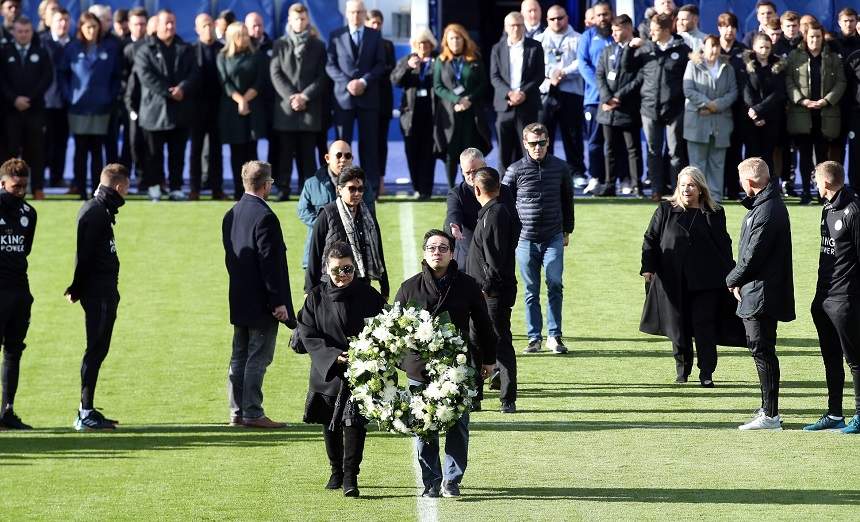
[298,141,375,269]
[395,229,496,498]
[445,148,516,267]
[222,160,296,429]
[535,5,585,186]
[503,123,574,354]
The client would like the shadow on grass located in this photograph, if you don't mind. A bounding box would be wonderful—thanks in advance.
[515,389,823,399]
[509,336,820,349]
[510,407,825,416]
[469,419,745,431]
[456,487,860,505]
[521,380,831,390]
[515,348,819,358]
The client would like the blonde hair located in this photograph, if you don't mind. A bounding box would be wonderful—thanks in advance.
[670,166,720,211]
[222,22,250,57]
[410,27,438,51]
[738,157,770,185]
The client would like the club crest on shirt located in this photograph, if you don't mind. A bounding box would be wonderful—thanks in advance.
[20,216,28,228]
[835,219,843,231]
[30,54,39,63]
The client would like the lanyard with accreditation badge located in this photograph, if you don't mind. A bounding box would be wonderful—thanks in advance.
[452,58,466,95]
[417,58,432,98]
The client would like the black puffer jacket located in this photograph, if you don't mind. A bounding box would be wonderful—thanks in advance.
[725,182,795,321]
[502,154,574,243]
[635,35,691,123]
[741,51,786,128]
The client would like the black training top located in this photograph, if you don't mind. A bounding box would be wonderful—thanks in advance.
[818,186,860,298]
[66,186,124,299]
[0,191,37,290]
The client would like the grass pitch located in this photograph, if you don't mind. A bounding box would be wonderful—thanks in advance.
[1,196,858,520]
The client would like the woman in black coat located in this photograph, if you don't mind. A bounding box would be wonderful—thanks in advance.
[640,166,741,387]
[305,166,389,299]
[740,34,786,175]
[298,241,386,498]
[392,28,438,200]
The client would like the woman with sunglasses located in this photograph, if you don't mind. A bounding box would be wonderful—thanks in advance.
[305,165,389,300]
[298,241,386,497]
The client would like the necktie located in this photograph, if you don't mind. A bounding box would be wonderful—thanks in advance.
[353,30,361,48]
[19,46,26,62]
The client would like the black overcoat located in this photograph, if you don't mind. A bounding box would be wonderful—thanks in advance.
[639,201,745,346]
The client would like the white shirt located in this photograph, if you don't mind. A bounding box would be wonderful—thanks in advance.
[508,39,524,91]
[51,32,70,45]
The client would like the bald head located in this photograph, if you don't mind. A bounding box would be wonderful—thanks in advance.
[738,157,770,196]
[244,11,263,40]
[325,141,353,176]
[521,0,541,28]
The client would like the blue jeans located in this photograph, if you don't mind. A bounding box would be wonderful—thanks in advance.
[516,233,565,341]
[415,411,469,488]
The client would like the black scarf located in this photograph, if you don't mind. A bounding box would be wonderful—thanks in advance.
[94,185,125,223]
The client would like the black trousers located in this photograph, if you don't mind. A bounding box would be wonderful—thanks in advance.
[144,128,189,191]
[5,109,46,190]
[743,314,780,417]
[795,113,830,196]
[104,103,121,165]
[80,292,119,410]
[44,108,69,187]
[404,117,435,198]
[323,424,367,488]
[128,117,147,183]
[723,125,743,198]
[277,131,317,196]
[487,295,516,403]
[229,141,258,198]
[377,114,391,180]
[672,288,719,381]
[334,107,380,194]
[811,297,860,417]
[0,289,32,409]
[541,91,585,177]
[189,112,223,193]
[743,123,779,177]
[73,134,104,196]
[496,107,535,172]
[603,124,642,189]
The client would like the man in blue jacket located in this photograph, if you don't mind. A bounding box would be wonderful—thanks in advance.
[577,1,614,195]
[325,0,386,194]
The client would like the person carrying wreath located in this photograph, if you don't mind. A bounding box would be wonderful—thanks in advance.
[297,241,386,497]
[640,166,743,387]
[394,229,496,499]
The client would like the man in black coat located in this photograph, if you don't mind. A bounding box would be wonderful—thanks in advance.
[466,167,521,413]
[40,8,72,189]
[65,164,130,431]
[325,0,387,194]
[804,161,860,434]
[727,158,795,431]
[0,159,36,430]
[189,13,224,200]
[490,12,544,171]
[445,148,516,269]
[121,8,148,188]
[134,9,199,201]
[0,16,53,199]
[394,229,496,499]
[365,10,395,193]
[222,161,295,429]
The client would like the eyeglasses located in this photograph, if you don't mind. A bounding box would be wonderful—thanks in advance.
[548,16,567,22]
[342,185,365,194]
[525,139,548,148]
[330,265,355,276]
[335,152,353,160]
[424,244,450,253]
[463,168,478,176]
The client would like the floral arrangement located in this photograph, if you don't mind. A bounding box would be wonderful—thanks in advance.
[345,302,476,439]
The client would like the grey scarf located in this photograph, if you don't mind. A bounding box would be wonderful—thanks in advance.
[290,30,309,59]
[334,197,385,281]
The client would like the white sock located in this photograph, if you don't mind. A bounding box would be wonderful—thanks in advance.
[80,408,93,417]
[828,415,844,420]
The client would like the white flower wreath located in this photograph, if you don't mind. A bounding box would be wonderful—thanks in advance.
[345,302,477,439]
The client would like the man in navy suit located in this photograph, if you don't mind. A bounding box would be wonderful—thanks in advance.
[490,12,544,171]
[325,0,386,194]
[222,161,296,429]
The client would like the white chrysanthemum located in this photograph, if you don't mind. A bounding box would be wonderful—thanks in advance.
[416,321,434,343]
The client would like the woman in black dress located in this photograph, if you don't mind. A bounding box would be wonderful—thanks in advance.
[640,166,740,387]
[298,241,386,497]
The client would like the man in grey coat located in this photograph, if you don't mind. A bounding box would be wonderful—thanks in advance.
[727,158,795,431]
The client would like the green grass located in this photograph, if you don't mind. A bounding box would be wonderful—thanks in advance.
[1,196,858,520]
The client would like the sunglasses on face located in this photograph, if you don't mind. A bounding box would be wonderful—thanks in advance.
[548,16,566,22]
[526,139,548,148]
[424,244,450,253]
[330,264,355,276]
[342,185,365,194]
[335,152,353,160]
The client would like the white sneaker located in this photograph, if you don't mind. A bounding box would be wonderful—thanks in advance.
[147,185,162,201]
[545,336,568,354]
[573,175,588,189]
[583,178,600,194]
[168,190,188,201]
[738,410,783,431]
[620,181,633,195]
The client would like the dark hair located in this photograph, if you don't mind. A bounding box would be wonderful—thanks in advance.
[324,241,355,262]
[113,8,128,24]
[423,229,455,250]
[839,8,858,19]
[591,0,611,10]
[76,12,102,43]
[522,122,548,138]
[678,4,698,16]
[0,158,30,179]
[128,7,147,20]
[702,34,719,48]
[217,9,236,24]
[337,165,365,187]
[717,12,738,29]
[803,20,825,48]
[367,9,383,22]
[755,0,777,12]
[611,14,632,27]
[474,167,501,193]
[12,14,30,26]
[55,7,69,17]
[100,163,129,186]
[651,13,673,31]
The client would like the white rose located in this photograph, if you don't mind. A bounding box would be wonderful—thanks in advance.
[456,354,467,365]
[372,326,391,342]
[416,321,434,343]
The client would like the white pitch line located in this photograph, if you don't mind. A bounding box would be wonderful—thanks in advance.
[398,203,438,522]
